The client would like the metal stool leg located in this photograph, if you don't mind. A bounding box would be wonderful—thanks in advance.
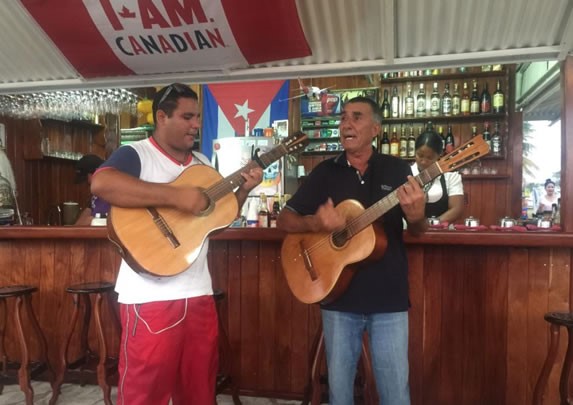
[94,293,112,405]
[14,295,33,405]
[0,298,7,394]
[559,326,573,405]
[50,292,82,405]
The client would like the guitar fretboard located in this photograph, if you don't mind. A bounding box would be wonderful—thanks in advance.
[341,163,443,238]
[205,143,288,202]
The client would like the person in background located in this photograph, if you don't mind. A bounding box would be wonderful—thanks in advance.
[411,129,464,223]
[74,154,110,225]
[536,178,559,215]
[90,83,263,404]
[277,96,427,405]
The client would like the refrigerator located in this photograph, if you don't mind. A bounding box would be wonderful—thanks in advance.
[211,137,284,198]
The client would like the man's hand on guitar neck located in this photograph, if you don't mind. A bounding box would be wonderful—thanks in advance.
[397,175,427,235]
[234,167,264,208]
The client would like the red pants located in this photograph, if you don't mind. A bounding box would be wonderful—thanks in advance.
[117,296,218,405]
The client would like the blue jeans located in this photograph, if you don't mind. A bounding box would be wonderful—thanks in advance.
[321,309,410,405]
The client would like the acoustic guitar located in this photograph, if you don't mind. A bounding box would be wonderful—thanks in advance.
[108,132,309,277]
[281,135,490,304]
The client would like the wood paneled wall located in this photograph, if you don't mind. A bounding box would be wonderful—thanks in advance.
[0,235,571,404]
[209,239,571,404]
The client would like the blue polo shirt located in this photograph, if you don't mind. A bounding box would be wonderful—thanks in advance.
[285,150,412,314]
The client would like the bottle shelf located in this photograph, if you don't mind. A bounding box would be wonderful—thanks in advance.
[461,174,509,180]
[40,118,104,130]
[302,150,342,156]
[381,112,506,125]
[381,69,506,84]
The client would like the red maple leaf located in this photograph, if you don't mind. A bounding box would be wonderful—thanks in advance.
[118,6,135,18]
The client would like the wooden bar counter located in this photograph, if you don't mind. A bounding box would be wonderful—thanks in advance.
[0,226,571,404]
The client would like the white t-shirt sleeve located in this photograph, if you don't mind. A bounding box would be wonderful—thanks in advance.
[445,172,464,196]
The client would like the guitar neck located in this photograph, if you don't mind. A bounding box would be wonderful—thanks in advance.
[344,164,443,237]
[205,143,288,201]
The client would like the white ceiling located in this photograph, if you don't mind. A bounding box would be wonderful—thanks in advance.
[0,0,571,119]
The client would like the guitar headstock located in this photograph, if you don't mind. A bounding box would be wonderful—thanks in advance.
[281,131,310,153]
[437,135,490,174]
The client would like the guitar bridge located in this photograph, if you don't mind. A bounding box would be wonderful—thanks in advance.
[300,241,317,281]
[147,207,180,248]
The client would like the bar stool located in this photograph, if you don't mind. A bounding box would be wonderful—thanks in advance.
[0,285,54,405]
[50,281,121,405]
[533,312,573,405]
[213,289,241,405]
[302,323,378,405]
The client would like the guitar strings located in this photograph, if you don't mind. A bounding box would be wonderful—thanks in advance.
[301,195,398,256]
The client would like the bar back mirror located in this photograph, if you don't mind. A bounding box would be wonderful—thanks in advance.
[516,61,562,221]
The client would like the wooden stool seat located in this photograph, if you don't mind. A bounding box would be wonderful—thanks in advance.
[50,281,120,405]
[0,285,38,297]
[0,284,54,405]
[213,289,241,405]
[533,311,573,405]
[302,324,378,405]
[66,282,115,294]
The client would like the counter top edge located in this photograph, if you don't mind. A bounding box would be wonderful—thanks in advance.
[1,227,572,247]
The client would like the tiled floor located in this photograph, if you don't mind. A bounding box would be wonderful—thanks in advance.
[1,382,305,404]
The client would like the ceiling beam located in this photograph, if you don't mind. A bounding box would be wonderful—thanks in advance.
[0,46,563,94]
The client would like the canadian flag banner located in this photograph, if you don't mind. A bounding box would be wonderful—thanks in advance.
[20,0,311,78]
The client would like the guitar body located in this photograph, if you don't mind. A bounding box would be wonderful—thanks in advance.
[281,199,381,304]
[108,165,239,277]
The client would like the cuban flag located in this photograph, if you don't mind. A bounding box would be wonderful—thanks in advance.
[201,80,289,160]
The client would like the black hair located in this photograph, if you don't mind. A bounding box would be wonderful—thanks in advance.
[545,178,556,188]
[415,127,443,155]
[152,83,198,123]
[344,96,382,123]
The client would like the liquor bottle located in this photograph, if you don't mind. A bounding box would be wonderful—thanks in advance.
[470,80,480,114]
[437,125,445,155]
[404,84,415,117]
[444,125,455,154]
[390,127,400,157]
[491,122,502,156]
[492,80,505,113]
[460,82,470,115]
[430,82,441,116]
[399,126,408,158]
[407,125,416,158]
[381,89,391,119]
[257,193,269,228]
[482,122,492,149]
[381,126,390,154]
[441,83,452,116]
[391,86,400,118]
[451,83,461,116]
[471,125,478,137]
[480,82,491,114]
[269,199,280,228]
[416,83,426,117]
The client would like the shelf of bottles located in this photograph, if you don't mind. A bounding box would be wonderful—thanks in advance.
[378,65,509,166]
[300,117,343,154]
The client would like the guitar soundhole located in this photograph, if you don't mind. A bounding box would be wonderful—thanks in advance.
[332,230,349,248]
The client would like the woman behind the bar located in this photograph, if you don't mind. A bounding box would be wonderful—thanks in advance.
[411,129,464,223]
[536,178,559,215]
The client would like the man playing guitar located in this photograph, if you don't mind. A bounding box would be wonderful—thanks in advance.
[277,96,427,405]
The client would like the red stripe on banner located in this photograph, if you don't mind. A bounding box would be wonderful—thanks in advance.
[21,0,133,78]
[221,0,311,64]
